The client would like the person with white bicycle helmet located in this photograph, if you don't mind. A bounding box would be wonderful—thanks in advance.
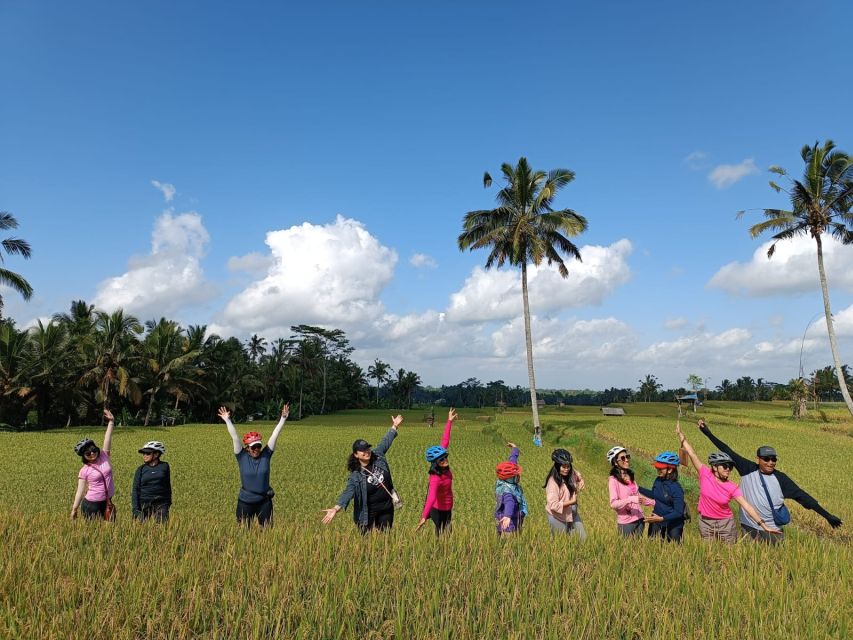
[607,445,653,537]
[543,448,587,540]
[676,421,779,543]
[131,440,172,522]
[218,403,290,527]
[70,408,117,521]
[416,408,458,535]
[638,451,687,542]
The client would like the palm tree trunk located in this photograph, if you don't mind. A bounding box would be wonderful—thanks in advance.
[520,263,542,437]
[144,385,158,427]
[815,235,853,416]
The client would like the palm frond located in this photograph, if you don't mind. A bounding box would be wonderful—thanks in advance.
[1,237,32,259]
[0,268,33,299]
[483,172,492,188]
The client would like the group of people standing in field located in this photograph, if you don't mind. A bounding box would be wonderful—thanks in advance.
[69,407,843,542]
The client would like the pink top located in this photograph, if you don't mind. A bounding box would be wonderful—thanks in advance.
[697,465,741,519]
[78,451,115,501]
[544,470,583,523]
[421,419,454,518]
[608,475,653,524]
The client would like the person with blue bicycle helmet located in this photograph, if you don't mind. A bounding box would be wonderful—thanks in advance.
[416,408,458,534]
[638,451,687,542]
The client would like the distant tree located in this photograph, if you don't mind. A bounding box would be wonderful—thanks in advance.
[246,334,267,364]
[459,157,587,440]
[367,359,391,407]
[0,212,33,319]
[638,374,662,402]
[741,140,853,415]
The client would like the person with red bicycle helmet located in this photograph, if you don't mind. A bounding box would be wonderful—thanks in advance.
[495,442,527,535]
[217,403,289,527]
[638,451,687,542]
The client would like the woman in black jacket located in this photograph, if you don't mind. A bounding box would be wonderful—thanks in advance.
[132,440,172,522]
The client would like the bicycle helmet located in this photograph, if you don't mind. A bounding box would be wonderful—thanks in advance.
[74,438,97,456]
[138,440,166,455]
[606,446,627,465]
[707,451,733,466]
[496,461,521,480]
[551,449,573,466]
[654,451,680,467]
[425,445,448,462]
[242,431,262,446]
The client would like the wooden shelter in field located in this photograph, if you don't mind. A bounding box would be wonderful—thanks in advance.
[676,393,699,416]
[601,407,625,416]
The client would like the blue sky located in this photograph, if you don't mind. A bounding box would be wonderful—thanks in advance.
[2,1,853,389]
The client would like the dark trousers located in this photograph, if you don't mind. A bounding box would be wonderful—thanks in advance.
[648,519,684,542]
[741,522,785,544]
[429,508,452,535]
[136,503,170,523]
[236,498,273,527]
[359,508,394,534]
[81,498,107,520]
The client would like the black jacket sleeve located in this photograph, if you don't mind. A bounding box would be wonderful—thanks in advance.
[775,470,836,522]
[132,466,142,515]
[699,425,756,476]
[164,463,172,506]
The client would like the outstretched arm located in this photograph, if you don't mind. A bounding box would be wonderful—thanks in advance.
[102,409,115,453]
[676,423,702,471]
[374,415,403,456]
[217,406,242,455]
[698,419,755,476]
[776,470,843,528]
[267,403,289,452]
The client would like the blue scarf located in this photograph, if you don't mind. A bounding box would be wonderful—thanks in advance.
[495,479,528,517]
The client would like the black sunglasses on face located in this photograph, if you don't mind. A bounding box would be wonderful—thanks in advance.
[249,443,262,450]
[759,456,777,462]
[717,463,734,470]
[617,455,631,461]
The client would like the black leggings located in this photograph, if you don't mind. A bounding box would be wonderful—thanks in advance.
[136,503,170,523]
[429,508,452,534]
[236,498,273,527]
[359,508,394,534]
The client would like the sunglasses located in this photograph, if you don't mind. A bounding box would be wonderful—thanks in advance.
[617,454,631,462]
[248,443,263,450]
[83,448,99,456]
[759,456,777,462]
[716,462,734,470]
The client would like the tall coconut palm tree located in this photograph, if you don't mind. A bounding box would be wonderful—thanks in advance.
[0,212,33,318]
[367,359,390,407]
[80,309,144,412]
[458,157,588,439]
[741,140,853,415]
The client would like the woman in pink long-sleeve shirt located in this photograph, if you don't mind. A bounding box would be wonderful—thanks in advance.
[607,445,654,537]
[416,408,457,535]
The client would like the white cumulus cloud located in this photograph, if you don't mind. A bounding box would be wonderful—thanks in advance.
[447,239,632,323]
[94,211,214,317]
[684,151,710,170]
[708,158,759,189]
[409,253,438,269]
[215,215,397,337]
[227,252,274,274]
[708,234,853,296]
[151,180,176,202]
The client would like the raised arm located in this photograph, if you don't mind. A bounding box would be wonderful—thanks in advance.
[698,419,755,476]
[676,423,703,471]
[441,408,457,449]
[217,406,241,455]
[102,409,115,453]
[373,415,403,456]
[507,443,520,464]
[267,403,289,452]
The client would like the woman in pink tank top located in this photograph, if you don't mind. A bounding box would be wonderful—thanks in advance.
[71,408,116,521]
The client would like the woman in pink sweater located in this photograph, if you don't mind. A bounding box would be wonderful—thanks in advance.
[544,448,587,540]
[416,408,457,535]
[607,445,654,537]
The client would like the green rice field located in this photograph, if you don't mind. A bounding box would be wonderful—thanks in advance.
[0,403,850,639]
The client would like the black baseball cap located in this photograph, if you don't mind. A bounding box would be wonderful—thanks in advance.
[756,445,777,457]
[352,439,372,452]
